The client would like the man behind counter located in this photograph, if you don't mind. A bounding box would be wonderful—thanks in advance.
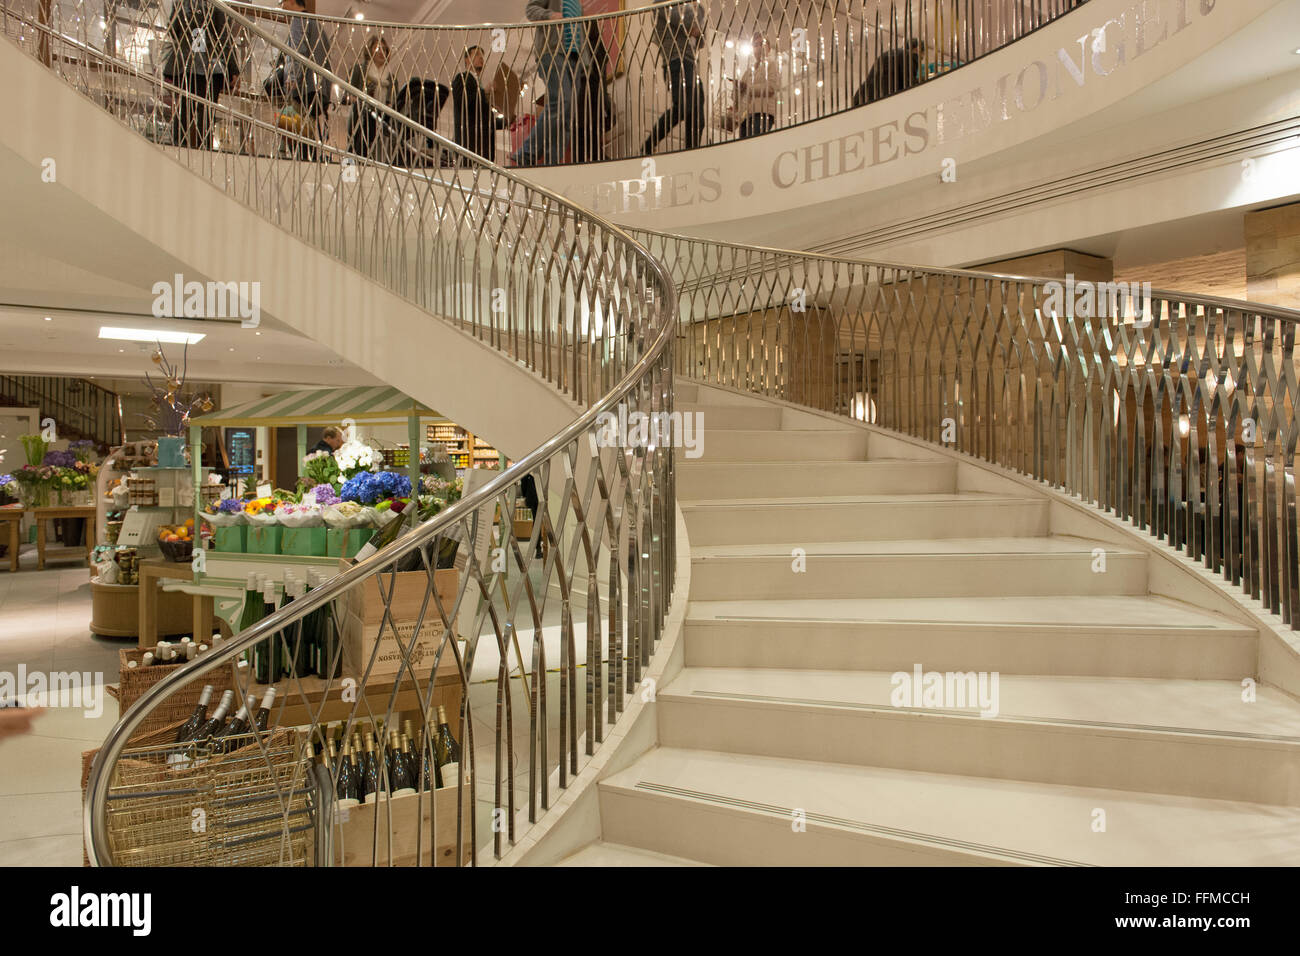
[310,425,344,455]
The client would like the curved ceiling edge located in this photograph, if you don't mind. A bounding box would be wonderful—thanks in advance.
[504,0,1282,232]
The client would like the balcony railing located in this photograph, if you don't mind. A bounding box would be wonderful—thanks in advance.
[19,0,1086,167]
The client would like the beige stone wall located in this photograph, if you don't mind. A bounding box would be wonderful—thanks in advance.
[1115,249,1248,301]
[1246,203,1300,309]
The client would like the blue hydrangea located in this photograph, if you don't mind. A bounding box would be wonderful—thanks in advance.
[340,470,411,505]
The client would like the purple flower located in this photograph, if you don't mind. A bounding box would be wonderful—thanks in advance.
[42,450,77,468]
[216,497,245,513]
[312,484,340,506]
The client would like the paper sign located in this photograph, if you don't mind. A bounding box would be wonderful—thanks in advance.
[257,483,272,499]
[158,488,176,508]
[302,489,317,506]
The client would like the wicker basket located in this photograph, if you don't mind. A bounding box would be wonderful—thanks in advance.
[116,648,236,737]
[82,722,313,867]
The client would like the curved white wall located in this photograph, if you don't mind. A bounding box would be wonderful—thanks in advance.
[507,0,1299,264]
[0,36,582,460]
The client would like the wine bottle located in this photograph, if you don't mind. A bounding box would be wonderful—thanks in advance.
[401,719,418,786]
[237,573,262,633]
[174,685,213,743]
[254,582,281,684]
[336,739,360,809]
[184,688,234,758]
[283,579,309,679]
[387,730,415,796]
[417,727,442,791]
[399,731,418,794]
[434,705,461,785]
[252,687,276,734]
[350,505,409,565]
[360,732,381,804]
[211,702,251,753]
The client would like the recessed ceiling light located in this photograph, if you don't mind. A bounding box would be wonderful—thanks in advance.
[43,315,52,321]
[99,326,205,345]
[354,11,364,19]
[228,347,235,352]
[254,331,262,336]
[117,348,125,353]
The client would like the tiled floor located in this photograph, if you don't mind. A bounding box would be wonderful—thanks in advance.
[0,551,620,865]
[0,555,126,866]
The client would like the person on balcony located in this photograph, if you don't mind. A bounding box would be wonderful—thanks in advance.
[852,38,924,107]
[347,35,395,160]
[450,45,507,164]
[573,20,613,162]
[734,34,778,139]
[511,0,592,167]
[280,0,332,159]
[163,0,241,150]
[643,0,705,155]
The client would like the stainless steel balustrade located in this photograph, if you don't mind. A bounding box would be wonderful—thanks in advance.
[1,0,677,865]
[637,229,1300,629]
[16,0,1084,167]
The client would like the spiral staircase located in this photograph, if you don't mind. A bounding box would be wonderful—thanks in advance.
[1,0,1297,867]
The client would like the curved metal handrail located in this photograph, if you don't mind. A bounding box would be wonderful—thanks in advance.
[635,224,1300,629]
[28,0,1086,166]
[2,0,678,865]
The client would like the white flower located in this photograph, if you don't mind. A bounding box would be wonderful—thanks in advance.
[335,439,377,473]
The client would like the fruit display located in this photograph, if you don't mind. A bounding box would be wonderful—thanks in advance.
[157,519,196,562]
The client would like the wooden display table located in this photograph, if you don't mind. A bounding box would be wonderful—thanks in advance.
[0,507,22,572]
[137,557,216,648]
[89,577,194,639]
[32,505,95,570]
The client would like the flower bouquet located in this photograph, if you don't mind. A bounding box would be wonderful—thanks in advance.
[11,464,54,507]
[309,483,341,507]
[243,497,279,526]
[69,439,98,462]
[322,499,374,529]
[0,474,16,506]
[203,496,250,527]
[340,470,412,506]
[19,434,49,467]
[334,439,377,480]
[302,449,340,489]
[276,502,325,528]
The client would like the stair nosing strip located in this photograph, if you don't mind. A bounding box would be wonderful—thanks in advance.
[678,690,1300,744]
[689,614,1250,632]
[630,782,1089,866]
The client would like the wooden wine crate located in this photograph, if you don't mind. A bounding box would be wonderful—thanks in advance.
[339,565,461,679]
[335,782,472,866]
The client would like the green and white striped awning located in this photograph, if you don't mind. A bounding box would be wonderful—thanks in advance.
[191,386,444,427]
